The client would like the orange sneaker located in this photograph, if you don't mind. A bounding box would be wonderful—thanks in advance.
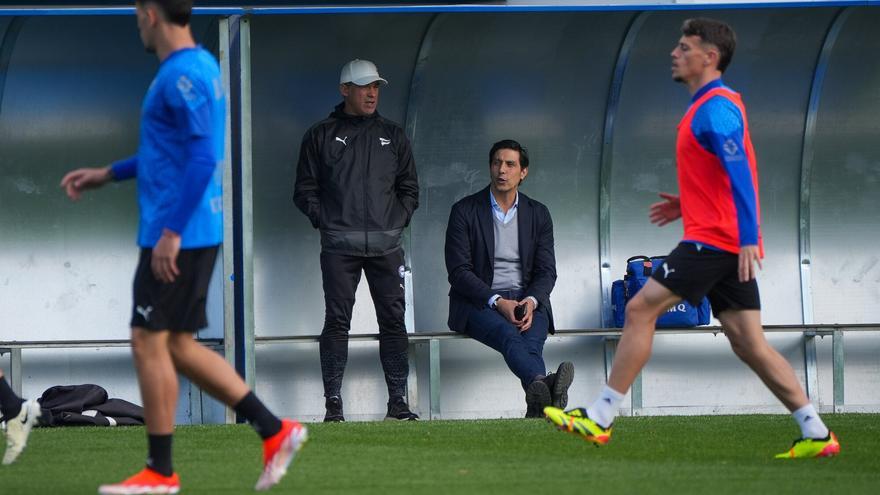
[255,419,308,491]
[98,467,180,494]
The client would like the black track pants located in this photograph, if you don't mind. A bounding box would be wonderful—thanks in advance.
[319,249,409,399]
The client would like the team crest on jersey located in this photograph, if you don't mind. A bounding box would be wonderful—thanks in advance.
[177,75,194,98]
[723,138,739,157]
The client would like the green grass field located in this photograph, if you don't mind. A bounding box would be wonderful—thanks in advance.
[3,414,878,494]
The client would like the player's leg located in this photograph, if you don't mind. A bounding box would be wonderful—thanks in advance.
[545,280,681,440]
[132,329,178,438]
[167,333,248,403]
[167,332,278,434]
[719,309,839,458]
[166,332,307,489]
[319,251,362,422]
[607,279,681,394]
[98,247,184,494]
[719,310,807,410]
[175,246,306,487]
[169,246,306,489]
[546,243,713,444]
[1,370,40,465]
[133,328,179,472]
[98,327,181,495]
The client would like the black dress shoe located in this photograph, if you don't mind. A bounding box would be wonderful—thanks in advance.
[525,380,551,418]
[545,362,575,409]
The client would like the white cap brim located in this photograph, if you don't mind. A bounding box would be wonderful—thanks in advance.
[347,76,388,86]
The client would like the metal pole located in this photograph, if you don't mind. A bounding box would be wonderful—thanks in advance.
[832,329,844,412]
[238,15,256,391]
[429,339,441,419]
[804,330,819,402]
[218,14,237,426]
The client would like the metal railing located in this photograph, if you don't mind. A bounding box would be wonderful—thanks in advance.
[3,325,878,421]
[254,324,880,419]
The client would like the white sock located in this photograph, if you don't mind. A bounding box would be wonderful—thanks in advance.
[792,403,829,439]
[586,385,625,428]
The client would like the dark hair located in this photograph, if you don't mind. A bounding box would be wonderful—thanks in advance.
[488,139,529,168]
[681,18,736,73]
[138,0,193,27]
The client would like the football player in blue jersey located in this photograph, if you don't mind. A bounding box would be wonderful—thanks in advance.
[61,1,306,492]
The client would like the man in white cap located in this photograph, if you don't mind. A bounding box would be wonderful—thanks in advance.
[294,59,420,422]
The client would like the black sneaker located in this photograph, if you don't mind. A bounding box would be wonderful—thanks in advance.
[324,396,345,422]
[525,380,551,418]
[385,396,418,421]
[544,362,575,409]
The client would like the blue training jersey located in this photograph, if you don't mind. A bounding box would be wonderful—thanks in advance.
[134,46,224,248]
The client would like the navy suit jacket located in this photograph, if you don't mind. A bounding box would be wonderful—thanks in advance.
[445,186,557,334]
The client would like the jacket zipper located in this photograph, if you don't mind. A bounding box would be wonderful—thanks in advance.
[363,130,369,255]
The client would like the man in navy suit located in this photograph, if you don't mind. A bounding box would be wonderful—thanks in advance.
[445,139,573,417]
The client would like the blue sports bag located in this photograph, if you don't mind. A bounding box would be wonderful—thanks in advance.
[611,255,711,328]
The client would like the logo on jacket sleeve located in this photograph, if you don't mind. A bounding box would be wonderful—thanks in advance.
[335,136,348,146]
[380,138,391,147]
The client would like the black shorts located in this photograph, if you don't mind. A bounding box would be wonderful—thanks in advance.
[650,242,761,318]
[130,246,219,332]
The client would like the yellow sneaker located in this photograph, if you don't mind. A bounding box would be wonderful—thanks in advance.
[544,406,612,446]
[775,431,840,459]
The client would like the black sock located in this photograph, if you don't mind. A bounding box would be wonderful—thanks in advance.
[234,391,282,440]
[0,378,24,420]
[146,434,173,477]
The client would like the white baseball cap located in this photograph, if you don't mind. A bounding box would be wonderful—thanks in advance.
[339,59,388,86]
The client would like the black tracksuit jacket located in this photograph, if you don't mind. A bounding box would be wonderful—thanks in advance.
[294,103,419,256]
